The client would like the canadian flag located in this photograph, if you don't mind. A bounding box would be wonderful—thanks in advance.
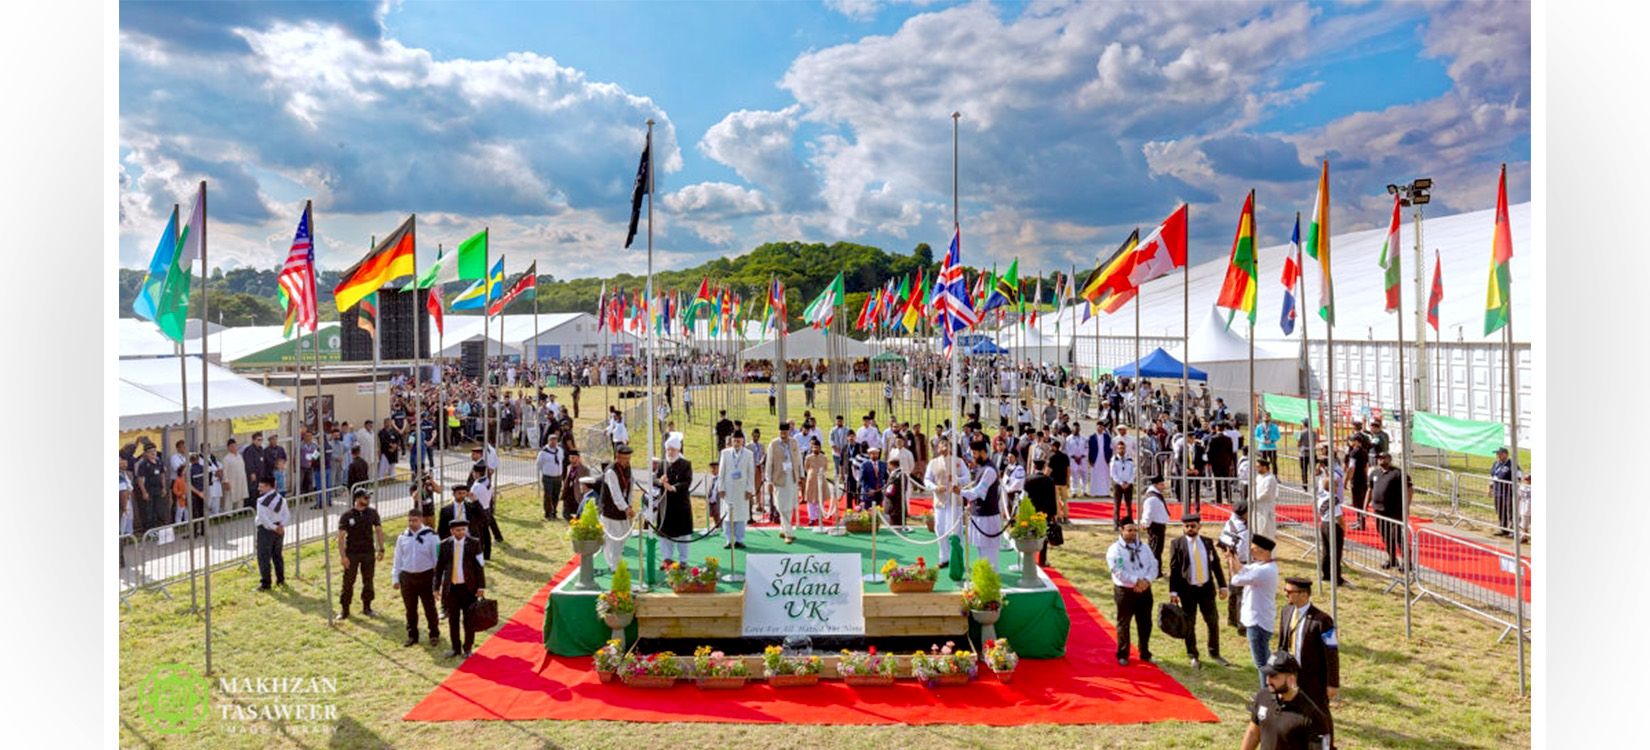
[1126,203,1189,287]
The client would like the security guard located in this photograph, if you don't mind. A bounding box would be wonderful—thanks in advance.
[392,509,440,646]
[253,475,290,591]
[1241,652,1331,750]
[1106,515,1158,666]
[537,435,565,522]
[1277,576,1340,740]
[335,488,384,620]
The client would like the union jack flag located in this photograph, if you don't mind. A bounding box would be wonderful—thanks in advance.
[277,203,318,333]
[768,277,787,334]
[931,227,978,355]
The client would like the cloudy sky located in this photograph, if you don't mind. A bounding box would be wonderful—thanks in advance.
[118,0,1530,280]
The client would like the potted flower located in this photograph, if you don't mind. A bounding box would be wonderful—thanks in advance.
[665,557,720,593]
[910,641,977,687]
[836,646,897,686]
[763,645,824,687]
[982,638,1020,683]
[692,645,751,689]
[962,558,1006,644]
[592,639,625,683]
[881,557,939,593]
[1008,498,1049,588]
[842,508,875,534]
[568,503,606,591]
[596,560,637,640]
[620,650,685,688]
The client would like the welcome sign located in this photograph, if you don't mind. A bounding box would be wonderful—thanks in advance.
[741,553,865,636]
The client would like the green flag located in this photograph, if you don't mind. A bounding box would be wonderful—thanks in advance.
[156,184,205,342]
[802,272,844,327]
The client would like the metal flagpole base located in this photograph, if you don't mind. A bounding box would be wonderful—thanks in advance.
[861,573,885,584]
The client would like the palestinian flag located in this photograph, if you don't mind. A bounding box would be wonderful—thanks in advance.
[1484,164,1513,335]
[1304,161,1334,325]
[1379,193,1403,313]
[1214,190,1259,326]
[335,214,415,312]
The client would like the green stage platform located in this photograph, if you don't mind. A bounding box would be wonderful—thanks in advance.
[544,526,1071,658]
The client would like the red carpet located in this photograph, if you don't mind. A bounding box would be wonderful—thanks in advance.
[404,561,1217,726]
[1065,500,1530,603]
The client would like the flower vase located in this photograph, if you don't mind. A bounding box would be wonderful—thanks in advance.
[1014,536,1045,588]
[573,539,603,591]
[621,674,676,689]
[888,579,936,593]
[971,607,1001,645]
[991,666,1015,684]
[926,673,970,687]
[602,611,633,647]
[696,676,748,690]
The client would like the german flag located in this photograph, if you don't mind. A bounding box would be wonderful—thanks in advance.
[335,215,415,311]
[1079,229,1139,312]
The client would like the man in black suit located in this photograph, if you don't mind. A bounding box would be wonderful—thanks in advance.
[1371,451,1410,570]
[1206,425,1235,505]
[241,432,268,509]
[715,410,734,452]
[1168,514,1228,669]
[437,485,491,553]
[434,518,487,658]
[1277,576,1340,740]
[1022,458,1059,566]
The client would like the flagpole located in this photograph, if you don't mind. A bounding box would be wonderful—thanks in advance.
[1246,191,1257,542]
[950,110,962,526]
[311,201,331,621]
[1393,215,1413,639]
[643,119,657,587]
[196,183,214,675]
[437,243,446,488]
[1133,283,1140,430]
[370,236,380,438]
[1499,163,1526,696]
[1324,215,1338,627]
[1181,207,1190,506]
[411,216,423,497]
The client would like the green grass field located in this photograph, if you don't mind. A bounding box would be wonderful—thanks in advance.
[119,386,1530,748]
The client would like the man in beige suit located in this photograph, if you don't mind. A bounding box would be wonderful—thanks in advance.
[768,422,804,544]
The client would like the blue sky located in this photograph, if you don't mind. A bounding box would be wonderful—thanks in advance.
[118,0,1531,279]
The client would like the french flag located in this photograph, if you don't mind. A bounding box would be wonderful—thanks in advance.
[1280,214,1301,335]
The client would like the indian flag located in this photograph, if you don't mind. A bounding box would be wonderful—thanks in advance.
[1214,190,1259,326]
[1484,164,1514,335]
[1304,161,1333,325]
[1379,193,1403,313]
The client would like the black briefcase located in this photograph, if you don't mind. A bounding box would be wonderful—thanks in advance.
[468,597,500,632]
[1158,601,1189,640]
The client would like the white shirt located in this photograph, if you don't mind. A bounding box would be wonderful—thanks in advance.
[962,463,999,504]
[1230,559,1279,629]
[1221,517,1252,563]
[1316,487,1343,522]
[1107,537,1158,587]
[1110,456,1136,485]
[1000,462,1026,495]
[537,446,565,477]
[610,421,630,445]
[255,490,290,531]
[392,527,438,584]
[471,479,494,510]
[1139,487,1170,525]
[1254,471,1278,504]
[1064,435,1086,464]
[856,425,884,451]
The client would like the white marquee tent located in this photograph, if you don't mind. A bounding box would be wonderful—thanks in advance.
[119,356,295,431]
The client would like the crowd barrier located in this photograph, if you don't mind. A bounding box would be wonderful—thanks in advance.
[1409,525,1530,641]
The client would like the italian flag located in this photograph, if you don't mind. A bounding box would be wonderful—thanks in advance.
[1304,161,1334,325]
[1379,193,1403,313]
[1484,164,1514,335]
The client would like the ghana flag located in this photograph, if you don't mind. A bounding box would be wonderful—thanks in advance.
[1484,164,1514,335]
[335,215,415,312]
[1214,190,1258,326]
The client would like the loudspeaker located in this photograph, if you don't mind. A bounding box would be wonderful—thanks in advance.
[340,305,375,362]
[461,340,485,380]
[378,289,430,360]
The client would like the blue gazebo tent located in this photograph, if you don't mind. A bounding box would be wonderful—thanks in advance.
[969,339,1008,355]
[1112,347,1207,380]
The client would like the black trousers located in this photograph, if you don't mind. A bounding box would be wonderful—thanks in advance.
[341,550,375,610]
[400,570,439,641]
[484,506,504,546]
[541,476,562,520]
[1319,521,1345,582]
[1114,484,1134,527]
[1227,583,1245,633]
[1298,454,1313,490]
[1349,480,1368,525]
[1113,586,1153,660]
[446,585,479,652]
[1378,512,1405,565]
[1146,523,1166,577]
[1213,467,1233,504]
[1494,491,1514,532]
[1178,583,1221,658]
[256,527,285,587]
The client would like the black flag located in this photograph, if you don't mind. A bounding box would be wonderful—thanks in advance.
[624,135,651,249]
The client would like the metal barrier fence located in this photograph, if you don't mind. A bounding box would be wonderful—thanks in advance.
[1409,525,1531,641]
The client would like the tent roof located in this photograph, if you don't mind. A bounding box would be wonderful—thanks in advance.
[1113,347,1208,380]
[119,356,296,431]
[739,328,873,360]
[971,339,1009,354]
[1172,307,1298,363]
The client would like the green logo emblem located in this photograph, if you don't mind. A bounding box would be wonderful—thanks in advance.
[140,663,209,735]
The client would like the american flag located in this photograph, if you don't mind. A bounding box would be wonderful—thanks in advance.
[277,203,318,333]
[932,227,978,355]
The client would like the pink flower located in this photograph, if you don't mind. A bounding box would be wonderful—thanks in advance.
[691,567,701,576]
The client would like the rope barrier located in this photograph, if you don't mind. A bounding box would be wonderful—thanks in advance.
[969,512,1010,539]
[872,508,965,545]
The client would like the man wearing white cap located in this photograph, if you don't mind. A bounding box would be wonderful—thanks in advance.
[924,437,971,569]
[719,432,755,549]
[656,434,694,566]
[768,422,804,544]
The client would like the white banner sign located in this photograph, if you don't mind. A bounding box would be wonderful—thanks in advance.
[741,553,865,637]
[356,382,388,395]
